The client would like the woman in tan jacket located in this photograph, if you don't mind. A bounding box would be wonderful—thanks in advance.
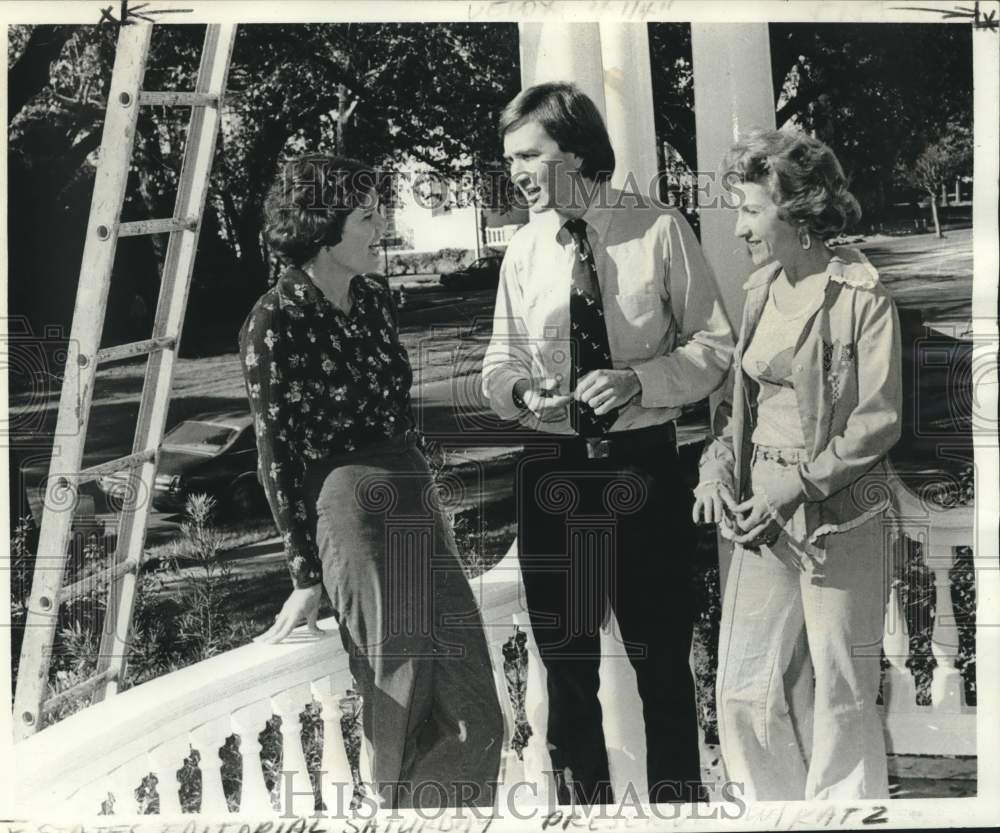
[694,130,902,801]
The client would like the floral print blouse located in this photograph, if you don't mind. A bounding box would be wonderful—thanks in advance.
[238,268,414,588]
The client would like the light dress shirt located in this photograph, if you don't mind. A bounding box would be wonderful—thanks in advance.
[482,192,734,433]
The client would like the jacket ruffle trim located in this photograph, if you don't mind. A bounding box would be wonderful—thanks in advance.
[806,497,894,546]
[741,247,880,291]
[826,251,880,290]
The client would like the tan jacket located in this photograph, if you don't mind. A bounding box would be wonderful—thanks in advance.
[698,247,902,548]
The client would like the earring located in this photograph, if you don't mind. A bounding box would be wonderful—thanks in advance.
[798,226,812,250]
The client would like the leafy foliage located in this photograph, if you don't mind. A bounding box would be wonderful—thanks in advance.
[649,23,695,167]
[8,22,521,356]
[768,23,973,222]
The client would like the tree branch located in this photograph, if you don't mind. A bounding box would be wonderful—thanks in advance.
[8,26,76,122]
[775,95,806,128]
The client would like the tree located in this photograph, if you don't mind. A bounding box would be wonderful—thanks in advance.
[768,23,973,225]
[649,23,694,167]
[906,124,973,238]
[7,22,521,357]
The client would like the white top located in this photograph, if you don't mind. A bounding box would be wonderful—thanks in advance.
[742,279,825,449]
[481,192,734,433]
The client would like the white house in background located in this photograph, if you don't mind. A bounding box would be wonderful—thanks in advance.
[390,159,527,253]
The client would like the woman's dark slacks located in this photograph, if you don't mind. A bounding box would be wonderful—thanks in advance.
[305,434,503,809]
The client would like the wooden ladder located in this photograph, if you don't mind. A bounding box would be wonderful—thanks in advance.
[13,21,237,740]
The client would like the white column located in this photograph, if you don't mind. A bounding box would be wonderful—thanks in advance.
[691,23,775,595]
[518,22,658,199]
[518,23,607,113]
[691,23,775,330]
[516,24,657,799]
[599,23,659,196]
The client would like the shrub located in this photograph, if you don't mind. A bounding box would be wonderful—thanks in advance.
[386,247,502,276]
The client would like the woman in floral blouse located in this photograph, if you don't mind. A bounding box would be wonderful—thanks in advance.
[239,155,502,809]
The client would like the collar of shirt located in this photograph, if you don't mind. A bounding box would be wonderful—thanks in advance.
[276,267,365,311]
[538,186,617,245]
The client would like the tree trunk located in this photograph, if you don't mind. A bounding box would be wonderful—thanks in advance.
[8,26,75,119]
[235,214,268,288]
[929,191,943,238]
[336,83,346,154]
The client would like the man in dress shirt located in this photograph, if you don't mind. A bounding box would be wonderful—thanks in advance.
[481,82,733,806]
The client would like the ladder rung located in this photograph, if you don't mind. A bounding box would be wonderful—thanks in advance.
[138,91,220,107]
[60,559,139,605]
[41,668,117,716]
[97,336,176,364]
[77,449,156,483]
[118,217,198,237]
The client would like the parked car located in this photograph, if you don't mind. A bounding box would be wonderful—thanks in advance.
[438,254,503,290]
[98,410,267,518]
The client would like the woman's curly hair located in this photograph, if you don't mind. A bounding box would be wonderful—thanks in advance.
[724,129,861,237]
[264,154,378,267]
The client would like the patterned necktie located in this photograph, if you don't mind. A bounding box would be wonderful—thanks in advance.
[565,218,619,436]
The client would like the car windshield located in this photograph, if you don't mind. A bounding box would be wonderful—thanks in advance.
[162,421,239,452]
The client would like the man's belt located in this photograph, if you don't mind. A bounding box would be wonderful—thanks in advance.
[546,422,677,460]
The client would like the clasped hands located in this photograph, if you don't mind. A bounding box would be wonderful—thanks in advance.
[692,484,782,548]
[517,369,640,422]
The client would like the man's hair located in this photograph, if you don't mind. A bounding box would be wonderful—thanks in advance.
[263,154,378,267]
[498,82,615,183]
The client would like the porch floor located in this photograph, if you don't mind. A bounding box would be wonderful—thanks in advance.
[699,744,977,800]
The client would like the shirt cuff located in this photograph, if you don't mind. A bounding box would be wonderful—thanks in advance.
[287,544,323,590]
[484,367,530,421]
[630,358,670,409]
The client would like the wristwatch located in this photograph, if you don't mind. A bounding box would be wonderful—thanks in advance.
[511,379,529,410]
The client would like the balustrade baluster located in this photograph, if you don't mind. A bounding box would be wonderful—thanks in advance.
[512,612,552,807]
[147,737,189,814]
[929,546,965,710]
[273,685,317,817]
[65,779,110,816]
[358,716,375,798]
[191,716,233,813]
[106,763,142,815]
[882,556,919,713]
[311,676,356,813]
[232,701,277,814]
[491,637,520,809]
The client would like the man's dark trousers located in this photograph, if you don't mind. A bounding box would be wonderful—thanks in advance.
[516,423,703,806]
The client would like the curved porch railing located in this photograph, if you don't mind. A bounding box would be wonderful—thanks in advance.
[13,459,975,816]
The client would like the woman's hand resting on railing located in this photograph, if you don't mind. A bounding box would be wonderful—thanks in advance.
[255,584,325,643]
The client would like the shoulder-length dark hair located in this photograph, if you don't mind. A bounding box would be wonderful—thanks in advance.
[263,154,377,267]
[498,82,615,183]
[724,129,861,237]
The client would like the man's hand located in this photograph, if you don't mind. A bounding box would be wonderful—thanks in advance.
[515,378,572,423]
[255,584,324,643]
[574,369,641,415]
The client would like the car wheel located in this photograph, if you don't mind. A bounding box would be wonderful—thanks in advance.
[227,477,265,520]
